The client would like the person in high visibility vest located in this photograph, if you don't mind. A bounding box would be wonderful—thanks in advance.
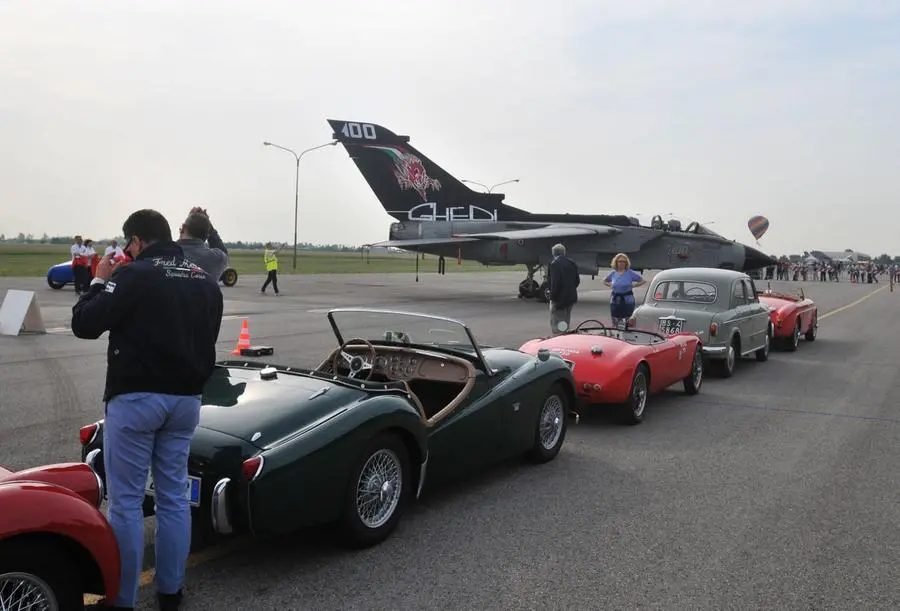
[260,242,282,295]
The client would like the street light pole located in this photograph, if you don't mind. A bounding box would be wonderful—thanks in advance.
[461,178,520,193]
[263,139,338,269]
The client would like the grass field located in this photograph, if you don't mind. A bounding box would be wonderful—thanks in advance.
[0,244,522,277]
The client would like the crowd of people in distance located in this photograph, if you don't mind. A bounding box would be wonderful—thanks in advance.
[761,260,898,284]
[69,236,127,295]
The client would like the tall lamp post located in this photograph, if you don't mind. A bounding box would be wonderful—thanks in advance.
[263,139,338,269]
[461,178,520,193]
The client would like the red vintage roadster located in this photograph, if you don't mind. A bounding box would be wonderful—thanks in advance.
[758,287,818,351]
[519,319,703,425]
[0,461,120,608]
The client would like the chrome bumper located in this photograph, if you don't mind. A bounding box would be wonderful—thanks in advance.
[701,345,729,357]
[211,478,233,535]
[83,446,233,536]
[84,448,104,508]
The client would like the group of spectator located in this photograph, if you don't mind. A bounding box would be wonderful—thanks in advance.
[70,236,125,295]
[762,260,894,284]
[70,209,228,296]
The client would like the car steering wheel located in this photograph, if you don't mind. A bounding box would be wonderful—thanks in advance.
[686,286,708,296]
[331,338,377,380]
[574,319,607,332]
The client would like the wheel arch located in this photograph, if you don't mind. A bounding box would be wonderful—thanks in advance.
[554,375,576,410]
[0,531,107,597]
[730,328,742,351]
[636,359,651,386]
[380,425,424,496]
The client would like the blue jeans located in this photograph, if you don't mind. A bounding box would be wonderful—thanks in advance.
[610,293,635,329]
[104,392,201,607]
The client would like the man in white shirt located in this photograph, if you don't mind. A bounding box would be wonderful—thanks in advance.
[104,240,125,259]
[71,235,90,295]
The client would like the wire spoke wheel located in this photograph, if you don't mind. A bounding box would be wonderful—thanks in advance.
[632,372,648,418]
[539,394,564,449]
[355,449,403,530]
[0,572,57,611]
[692,350,703,387]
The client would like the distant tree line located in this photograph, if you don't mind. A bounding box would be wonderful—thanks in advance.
[221,241,365,252]
[0,233,366,252]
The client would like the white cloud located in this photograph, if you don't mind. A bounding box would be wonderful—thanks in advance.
[1,0,899,256]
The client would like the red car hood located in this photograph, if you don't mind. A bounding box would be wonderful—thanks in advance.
[519,333,644,363]
[759,294,813,313]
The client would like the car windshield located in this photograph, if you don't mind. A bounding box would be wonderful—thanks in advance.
[327,309,480,357]
[649,280,718,304]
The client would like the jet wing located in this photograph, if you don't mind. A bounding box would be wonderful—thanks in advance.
[454,224,620,241]
[366,237,480,248]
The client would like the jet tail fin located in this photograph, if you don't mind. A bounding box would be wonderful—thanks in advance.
[327,119,529,222]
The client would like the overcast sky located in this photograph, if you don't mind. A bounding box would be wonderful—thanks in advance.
[2,0,898,256]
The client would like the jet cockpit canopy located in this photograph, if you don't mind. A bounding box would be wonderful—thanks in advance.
[684,221,725,238]
[647,215,726,238]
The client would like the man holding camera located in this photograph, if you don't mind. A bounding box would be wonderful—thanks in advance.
[176,207,229,281]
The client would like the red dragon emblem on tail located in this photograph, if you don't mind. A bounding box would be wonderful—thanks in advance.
[393,154,441,201]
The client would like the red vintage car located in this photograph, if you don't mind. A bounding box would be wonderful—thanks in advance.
[757,287,818,351]
[519,319,703,425]
[0,461,120,608]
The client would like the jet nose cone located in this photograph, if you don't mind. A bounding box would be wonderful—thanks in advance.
[742,245,777,271]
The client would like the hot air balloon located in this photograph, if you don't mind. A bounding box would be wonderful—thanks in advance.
[748,215,769,242]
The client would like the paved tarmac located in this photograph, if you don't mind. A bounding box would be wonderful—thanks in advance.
[1,271,898,610]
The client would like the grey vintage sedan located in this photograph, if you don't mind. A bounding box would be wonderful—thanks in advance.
[629,267,773,377]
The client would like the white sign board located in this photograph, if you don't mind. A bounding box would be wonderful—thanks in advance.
[0,290,47,336]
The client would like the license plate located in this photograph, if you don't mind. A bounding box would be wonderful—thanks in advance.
[658,317,685,335]
[146,473,202,507]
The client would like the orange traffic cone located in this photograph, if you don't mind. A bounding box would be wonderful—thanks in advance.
[231,319,251,355]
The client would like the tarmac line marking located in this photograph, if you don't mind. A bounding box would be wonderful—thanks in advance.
[84,535,255,604]
[136,535,255,588]
[819,285,888,320]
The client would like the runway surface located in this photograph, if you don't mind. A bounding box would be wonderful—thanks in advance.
[1,271,898,610]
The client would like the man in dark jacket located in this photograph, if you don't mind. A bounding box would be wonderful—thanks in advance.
[176,207,229,281]
[73,209,223,611]
[547,243,580,333]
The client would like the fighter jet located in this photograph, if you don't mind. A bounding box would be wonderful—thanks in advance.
[328,119,777,301]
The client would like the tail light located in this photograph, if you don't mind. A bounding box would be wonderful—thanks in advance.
[626,318,635,328]
[80,423,99,446]
[242,456,264,482]
[709,322,718,337]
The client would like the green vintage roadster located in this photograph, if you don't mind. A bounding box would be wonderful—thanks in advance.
[79,308,576,549]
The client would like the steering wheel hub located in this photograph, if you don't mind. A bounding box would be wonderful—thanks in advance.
[330,338,377,381]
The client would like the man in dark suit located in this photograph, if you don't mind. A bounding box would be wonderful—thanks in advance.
[547,243,580,334]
